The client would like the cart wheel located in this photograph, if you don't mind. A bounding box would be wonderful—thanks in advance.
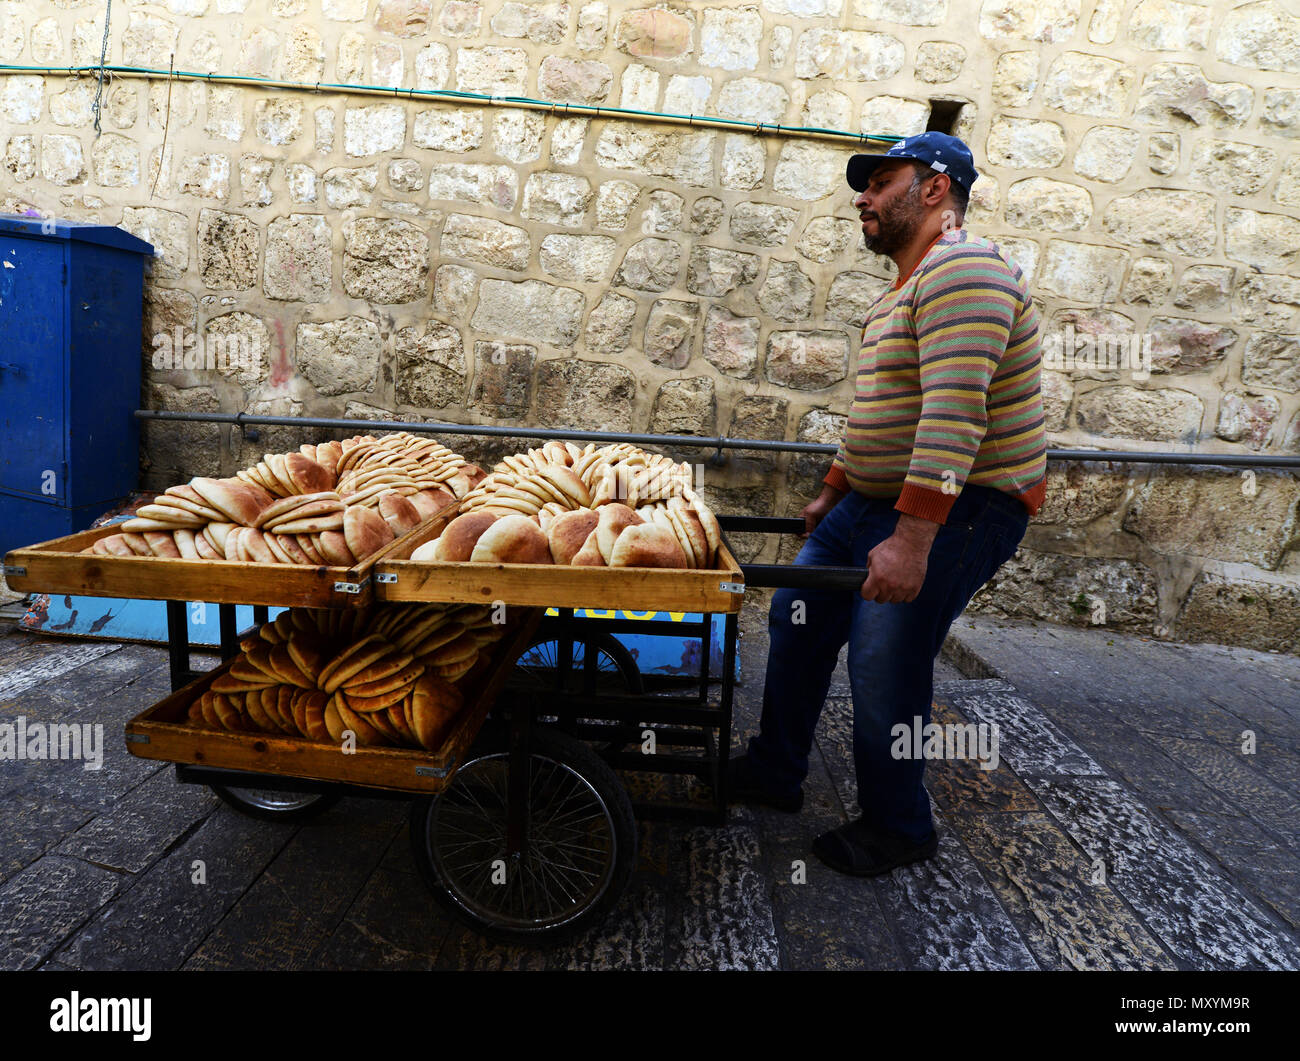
[514,631,643,694]
[408,728,637,945]
[211,785,340,822]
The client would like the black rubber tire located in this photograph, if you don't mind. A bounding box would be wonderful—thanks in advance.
[211,785,341,822]
[408,727,637,946]
[513,631,644,695]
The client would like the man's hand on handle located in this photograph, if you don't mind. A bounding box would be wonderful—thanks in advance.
[861,512,941,604]
[801,484,847,537]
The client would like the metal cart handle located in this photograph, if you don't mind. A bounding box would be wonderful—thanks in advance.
[718,515,869,592]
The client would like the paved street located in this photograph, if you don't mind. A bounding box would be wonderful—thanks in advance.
[1,590,1297,971]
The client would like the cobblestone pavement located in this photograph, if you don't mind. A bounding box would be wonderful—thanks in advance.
[1,594,1297,971]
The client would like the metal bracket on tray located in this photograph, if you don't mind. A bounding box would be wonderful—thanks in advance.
[3,564,26,577]
[375,572,397,584]
[717,581,744,594]
[333,579,367,595]
[415,763,452,778]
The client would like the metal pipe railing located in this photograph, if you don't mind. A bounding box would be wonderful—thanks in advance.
[133,409,1300,470]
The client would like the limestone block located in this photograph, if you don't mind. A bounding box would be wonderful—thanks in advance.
[440,1,482,37]
[1233,273,1300,331]
[1040,370,1073,431]
[614,7,694,60]
[596,179,640,228]
[1172,265,1233,313]
[664,74,713,115]
[703,306,760,378]
[315,108,336,153]
[412,109,482,152]
[720,135,766,190]
[551,118,588,166]
[992,52,1038,106]
[281,27,325,82]
[534,359,635,431]
[651,377,716,435]
[50,81,96,130]
[826,270,892,324]
[594,123,715,186]
[1102,189,1216,257]
[343,217,430,304]
[1262,89,1299,139]
[430,265,475,320]
[539,233,618,281]
[40,134,84,186]
[1189,139,1277,195]
[238,155,274,207]
[1276,158,1300,207]
[860,95,929,136]
[802,89,853,130]
[728,394,789,467]
[1125,469,1299,568]
[238,27,279,79]
[1121,256,1173,304]
[1224,208,1300,272]
[643,300,698,368]
[1033,462,1129,526]
[620,63,660,110]
[90,134,139,188]
[491,1,569,44]
[1133,63,1252,128]
[687,196,724,234]
[264,214,332,301]
[1038,240,1128,302]
[455,47,530,94]
[1005,177,1092,230]
[1241,332,1300,392]
[470,340,535,418]
[198,210,258,290]
[639,190,684,234]
[615,237,682,291]
[1075,385,1203,442]
[686,245,759,296]
[1147,316,1236,373]
[987,117,1066,168]
[392,323,466,409]
[765,331,849,389]
[758,260,816,321]
[415,43,451,89]
[718,78,789,123]
[441,214,530,271]
[296,317,381,396]
[522,171,592,227]
[1073,125,1139,182]
[123,12,179,68]
[122,207,189,280]
[369,41,405,88]
[1215,392,1280,449]
[774,141,850,200]
[323,164,378,208]
[426,163,517,210]
[797,216,857,262]
[539,55,613,103]
[1177,574,1300,653]
[853,0,947,24]
[576,2,608,51]
[387,158,423,192]
[729,203,799,247]
[1042,52,1133,119]
[201,311,269,389]
[254,99,303,146]
[1129,0,1210,52]
[472,278,585,347]
[344,104,405,156]
[1215,1,1300,74]
[700,7,763,71]
[994,236,1040,284]
[917,41,965,83]
[794,29,904,81]
[585,291,636,355]
[971,550,1158,632]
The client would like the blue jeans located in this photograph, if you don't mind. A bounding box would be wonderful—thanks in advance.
[747,484,1028,843]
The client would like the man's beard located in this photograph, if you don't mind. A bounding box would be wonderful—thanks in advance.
[862,178,927,256]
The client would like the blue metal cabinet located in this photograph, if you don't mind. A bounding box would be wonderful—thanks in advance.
[0,215,154,555]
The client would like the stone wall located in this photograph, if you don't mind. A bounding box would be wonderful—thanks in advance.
[0,0,1297,651]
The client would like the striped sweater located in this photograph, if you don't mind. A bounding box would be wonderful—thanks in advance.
[825,228,1048,523]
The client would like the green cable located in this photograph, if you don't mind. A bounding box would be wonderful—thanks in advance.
[0,62,903,146]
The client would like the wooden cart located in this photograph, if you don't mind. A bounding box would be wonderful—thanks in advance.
[4,507,764,944]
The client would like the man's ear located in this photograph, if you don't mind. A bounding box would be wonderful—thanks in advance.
[921,171,952,209]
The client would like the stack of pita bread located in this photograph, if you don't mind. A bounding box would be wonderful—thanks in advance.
[410,442,722,570]
[187,601,506,750]
[84,432,484,566]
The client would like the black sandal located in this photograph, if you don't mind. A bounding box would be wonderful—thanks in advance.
[811,818,938,877]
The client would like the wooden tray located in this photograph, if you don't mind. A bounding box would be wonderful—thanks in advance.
[123,606,543,794]
[374,514,746,613]
[2,503,460,609]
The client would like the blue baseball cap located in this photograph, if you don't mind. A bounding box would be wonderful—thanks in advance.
[847,131,979,193]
